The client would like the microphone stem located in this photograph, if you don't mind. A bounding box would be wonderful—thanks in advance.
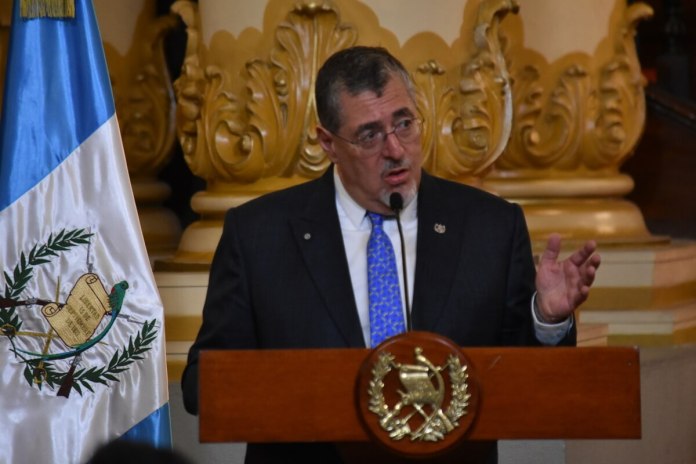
[394,212,412,332]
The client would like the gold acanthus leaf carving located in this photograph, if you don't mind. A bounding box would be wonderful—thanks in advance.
[172,0,357,184]
[172,1,208,178]
[503,63,591,170]
[418,0,518,179]
[113,14,178,176]
[498,2,653,173]
[258,2,356,178]
[416,60,458,176]
[586,2,653,169]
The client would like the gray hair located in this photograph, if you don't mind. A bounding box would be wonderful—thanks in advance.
[315,46,416,134]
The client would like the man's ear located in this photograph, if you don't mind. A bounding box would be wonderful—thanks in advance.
[317,126,339,163]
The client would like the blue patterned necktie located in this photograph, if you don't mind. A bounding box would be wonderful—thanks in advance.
[366,212,405,347]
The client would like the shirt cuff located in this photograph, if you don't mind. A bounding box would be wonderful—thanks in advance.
[531,292,573,345]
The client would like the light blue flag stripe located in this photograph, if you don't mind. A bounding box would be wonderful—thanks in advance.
[0,0,171,456]
[122,403,173,448]
[0,0,113,210]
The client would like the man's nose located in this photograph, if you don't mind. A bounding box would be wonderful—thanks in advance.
[382,131,406,158]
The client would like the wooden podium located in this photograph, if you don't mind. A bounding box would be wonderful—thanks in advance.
[198,332,640,459]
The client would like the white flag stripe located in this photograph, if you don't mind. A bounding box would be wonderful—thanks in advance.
[1,116,169,463]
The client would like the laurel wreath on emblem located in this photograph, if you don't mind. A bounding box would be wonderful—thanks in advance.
[367,350,470,442]
[0,228,158,396]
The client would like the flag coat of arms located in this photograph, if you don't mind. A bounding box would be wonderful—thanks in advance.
[0,0,171,462]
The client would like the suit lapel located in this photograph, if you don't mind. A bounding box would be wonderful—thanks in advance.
[412,172,466,332]
[289,168,366,347]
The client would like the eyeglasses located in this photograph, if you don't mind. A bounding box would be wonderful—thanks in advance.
[331,118,422,157]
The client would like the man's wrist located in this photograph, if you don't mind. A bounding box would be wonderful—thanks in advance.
[533,293,567,325]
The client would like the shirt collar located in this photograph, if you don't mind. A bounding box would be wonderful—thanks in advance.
[333,167,418,228]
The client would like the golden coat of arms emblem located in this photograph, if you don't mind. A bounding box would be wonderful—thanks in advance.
[368,347,470,442]
[356,332,479,457]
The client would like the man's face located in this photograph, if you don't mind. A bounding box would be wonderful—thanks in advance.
[318,76,423,215]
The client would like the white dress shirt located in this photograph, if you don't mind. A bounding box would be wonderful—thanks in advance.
[333,170,571,346]
[334,170,417,345]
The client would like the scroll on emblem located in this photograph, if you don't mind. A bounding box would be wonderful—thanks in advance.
[41,273,110,347]
[356,332,479,457]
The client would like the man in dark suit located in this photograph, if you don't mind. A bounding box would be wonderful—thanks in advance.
[181,46,601,463]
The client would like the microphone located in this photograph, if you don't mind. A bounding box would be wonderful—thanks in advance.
[389,192,403,212]
[389,192,412,332]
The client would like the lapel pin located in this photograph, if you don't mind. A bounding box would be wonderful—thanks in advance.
[303,232,312,240]
[434,223,446,234]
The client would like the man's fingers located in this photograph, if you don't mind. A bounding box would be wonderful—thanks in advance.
[540,233,562,263]
[568,240,598,267]
[573,285,591,307]
[591,253,602,269]
[582,263,597,286]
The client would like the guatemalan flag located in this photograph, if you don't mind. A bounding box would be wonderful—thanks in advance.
[0,0,171,462]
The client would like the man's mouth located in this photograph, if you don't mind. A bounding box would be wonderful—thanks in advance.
[384,167,409,186]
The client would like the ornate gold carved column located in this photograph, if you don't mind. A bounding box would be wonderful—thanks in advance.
[95,0,181,261]
[167,0,518,267]
[488,0,657,245]
[487,1,696,349]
